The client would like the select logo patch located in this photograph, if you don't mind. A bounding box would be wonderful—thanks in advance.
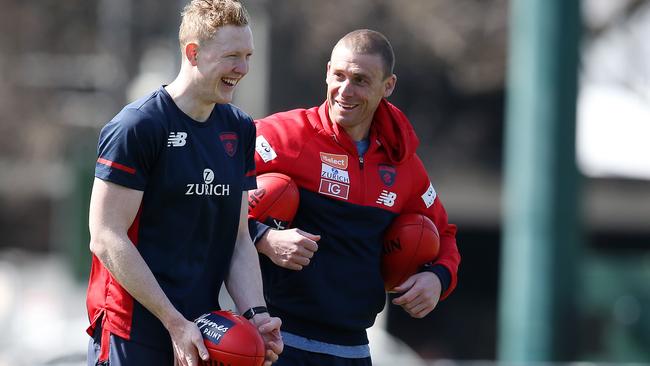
[318,179,350,200]
[194,312,234,345]
[378,164,396,187]
[320,152,348,170]
[219,132,238,157]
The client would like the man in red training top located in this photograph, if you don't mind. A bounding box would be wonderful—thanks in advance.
[249,29,460,365]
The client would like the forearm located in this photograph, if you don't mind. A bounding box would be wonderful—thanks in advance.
[225,233,266,313]
[91,229,183,329]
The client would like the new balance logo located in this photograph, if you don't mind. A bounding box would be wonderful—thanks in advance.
[376,190,397,207]
[167,132,187,147]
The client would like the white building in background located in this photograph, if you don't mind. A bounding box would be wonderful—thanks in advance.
[578,0,650,180]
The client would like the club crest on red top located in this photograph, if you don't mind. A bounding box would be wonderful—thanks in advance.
[378,164,396,187]
[219,132,238,157]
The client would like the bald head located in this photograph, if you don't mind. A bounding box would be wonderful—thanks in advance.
[333,29,395,78]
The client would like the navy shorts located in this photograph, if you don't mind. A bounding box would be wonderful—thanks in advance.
[277,345,372,366]
[87,324,173,366]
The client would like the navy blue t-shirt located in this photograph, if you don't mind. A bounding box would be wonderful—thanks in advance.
[87,86,256,348]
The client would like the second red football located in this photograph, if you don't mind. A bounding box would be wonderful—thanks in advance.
[248,173,299,230]
[381,214,440,291]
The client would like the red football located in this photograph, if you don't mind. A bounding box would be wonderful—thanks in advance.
[381,214,440,291]
[195,310,265,366]
[248,173,299,230]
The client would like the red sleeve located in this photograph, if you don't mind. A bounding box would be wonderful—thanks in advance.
[402,157,460,300]
[253,112,309,176]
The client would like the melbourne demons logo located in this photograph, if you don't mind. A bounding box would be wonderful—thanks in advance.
[219,132,238,157]
[378,164,396,187]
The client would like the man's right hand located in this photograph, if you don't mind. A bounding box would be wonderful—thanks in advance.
[249,313,283,365]
[167,317,209,366]
[257,228,320,270]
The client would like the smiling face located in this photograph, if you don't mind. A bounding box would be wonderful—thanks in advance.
[193,25,254,104]
[326,45,396,141]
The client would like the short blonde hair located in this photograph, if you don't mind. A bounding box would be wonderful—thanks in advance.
[179,0,250,49]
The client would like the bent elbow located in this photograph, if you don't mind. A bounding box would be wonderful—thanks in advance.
[88,230,111,259]
[89,237,105,257]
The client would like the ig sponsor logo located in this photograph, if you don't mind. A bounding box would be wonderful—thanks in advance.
[318,179,350,200]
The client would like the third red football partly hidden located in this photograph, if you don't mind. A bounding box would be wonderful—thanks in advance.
[248,173,299,230]
[381,213,440,291]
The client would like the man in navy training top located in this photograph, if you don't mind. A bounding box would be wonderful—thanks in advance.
[85,1,283,365]
[249,29,461,365]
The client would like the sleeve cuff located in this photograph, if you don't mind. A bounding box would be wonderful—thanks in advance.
[420,264,451,295]
[248,218,272,245]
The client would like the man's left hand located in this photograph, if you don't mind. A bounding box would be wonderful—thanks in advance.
[391,272,442,318]
[249,314,283,365]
